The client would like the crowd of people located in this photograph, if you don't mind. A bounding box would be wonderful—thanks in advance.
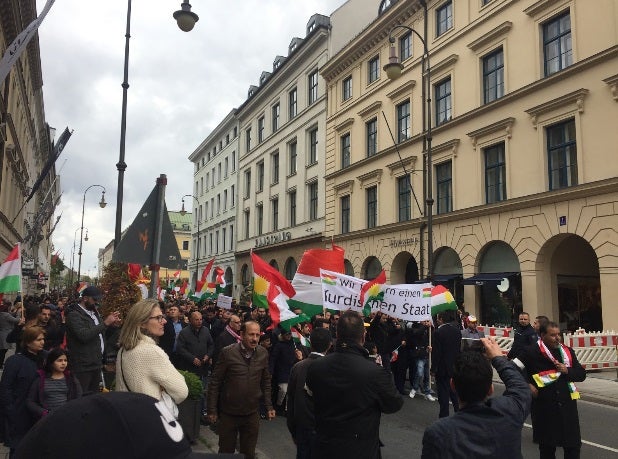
[0,287,589,459]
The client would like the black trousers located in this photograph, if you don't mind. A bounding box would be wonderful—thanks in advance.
[436,375,458,418]
[539,444,581,459]
[218,411,260,459]
[74,369,102,395]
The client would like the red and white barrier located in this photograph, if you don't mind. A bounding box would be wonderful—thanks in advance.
[476,325,512,338]
[562,329,618,370]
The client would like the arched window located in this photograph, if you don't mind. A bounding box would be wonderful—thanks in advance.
[284,257,297,280]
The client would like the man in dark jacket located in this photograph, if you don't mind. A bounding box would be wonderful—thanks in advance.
[176,311,215,379]
[206,321,274,459]
[287,328,332,459]
[422,336,531,458]
[507,312,538,360]
[159,304,186,366]
[269,327,302,412]
[431,309,462,417]
[212,314,242,366]
[306,310,403,459]
[65,286,121,394]
[515,321,586,459]
[202,307,224,341]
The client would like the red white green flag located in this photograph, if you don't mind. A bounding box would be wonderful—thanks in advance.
[289,244,345,317]
[291,327,310,347]
[0,244,21,294]
[359,269,386,317]
[214,266,226,290]
[430,285,458,315]
[252,251,300,330]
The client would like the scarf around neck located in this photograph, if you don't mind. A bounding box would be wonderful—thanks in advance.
[225,325,241,342]
[533,339,580,400]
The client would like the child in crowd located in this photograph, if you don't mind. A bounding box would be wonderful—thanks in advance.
[364,341,383,367]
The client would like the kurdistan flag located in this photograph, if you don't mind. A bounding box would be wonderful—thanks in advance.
[0,244,21,293]
[252,251,302,330]
[288,245,345,317]
[431,285,458,315]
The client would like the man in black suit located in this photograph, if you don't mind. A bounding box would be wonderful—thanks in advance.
[286,328,332,459]
[306,311,403,459]
[431,309,462,418]
[159,304,186,366]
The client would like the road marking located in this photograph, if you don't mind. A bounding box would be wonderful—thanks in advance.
[523,423,618,453]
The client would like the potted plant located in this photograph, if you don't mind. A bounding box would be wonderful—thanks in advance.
[177,370,203,443]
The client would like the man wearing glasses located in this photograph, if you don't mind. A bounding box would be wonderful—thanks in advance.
[213,314,242,366]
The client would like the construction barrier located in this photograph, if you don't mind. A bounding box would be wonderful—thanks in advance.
[476,325,512,355]
[563,329,618,370]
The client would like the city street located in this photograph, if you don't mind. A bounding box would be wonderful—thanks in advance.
[202,382,618,458]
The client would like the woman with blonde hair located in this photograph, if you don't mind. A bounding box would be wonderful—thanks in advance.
[116,299,187,411]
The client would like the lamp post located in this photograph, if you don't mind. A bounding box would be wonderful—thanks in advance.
[78,185,106,282]
[114,1,199,249]
[383,20,434,281]
[70,226,88,288]
[180,194,200,290]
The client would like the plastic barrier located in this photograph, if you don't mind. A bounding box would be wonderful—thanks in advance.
[563,329,618,370]
[476,325,513,355]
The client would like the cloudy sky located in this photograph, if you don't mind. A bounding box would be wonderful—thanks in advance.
[35,0,349,278]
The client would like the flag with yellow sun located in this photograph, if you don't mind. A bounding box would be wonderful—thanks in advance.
[359,269,386,317]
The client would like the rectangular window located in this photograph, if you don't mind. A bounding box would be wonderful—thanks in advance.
[232,151,236,171]
[308,70,318,105]
[231,185,235,207]
[366,118,377,157]
[398,175,411,222]
[484,143,507,203]
[224,157,229,177]
[341,133,351,169]
[210,198,214,218]
[217,194,221,214]
[222,228,226,252]
[215,230,219,254]
[217,163,221,182]
[244,170,251,198]
[342,76,352,101]
[211,168,215,187]
[289,141,297,175]
[244,210,250,239]
[289,191,297,227]
[257,204,263,236]
[272,152,279,184]
[272,103,280,132]
[289,87,297,119]
[200,177,204,195]
[229,225,234,250]
[245,128,252,152]
[341,195,350,234]
[397,100,411,142]
[309,182,318,221]
[182,240,189,251]
[436,1,453,37]
[209,233,213,255]
[543,12,572,76]
[309,128,318,164]
[368,55,380,83]
[400,32,412,61]
[233,127,238,138]
[258,116,265,143]
[257,161,264,192]
[436,161,453,214]
[483,48,504,104]
[366,186,377,229]
[435,78,452,125]
[223,189,228,211]
[272,198,279,231]
[547,119,577,190]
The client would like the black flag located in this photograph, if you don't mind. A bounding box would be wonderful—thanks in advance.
[26,127,72,203]
[112,183,181,268]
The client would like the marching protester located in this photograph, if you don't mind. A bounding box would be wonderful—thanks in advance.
[213,314,242,365]
[514,320,586,459]
[407,320,435,401]
[422,336,531,458]
[26,347,82,419]
[37,304,65,350]
[159,303,186,366]
[306,310,403,459]
[65,286,121,394]
[269,326,302,414]
[508,312,538,360]
[431,309,462,417]
[0,326,46,457]
[460,315,484,339]
[115,299,188,411]
[286,327,332,459]
[206,320,275,459]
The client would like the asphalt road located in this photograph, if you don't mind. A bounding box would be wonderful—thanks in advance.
[248,383,618,458]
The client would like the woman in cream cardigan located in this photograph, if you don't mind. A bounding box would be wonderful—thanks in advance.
[116,299,187,405]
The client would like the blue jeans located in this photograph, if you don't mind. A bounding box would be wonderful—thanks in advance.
[412,357,431,394]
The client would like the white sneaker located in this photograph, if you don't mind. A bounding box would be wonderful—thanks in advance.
[424,394,436,402]
[408,389,416,399]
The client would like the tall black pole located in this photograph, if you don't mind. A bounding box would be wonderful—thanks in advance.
[115,0,132,249]
[182,194,200,290]
[149,174,167,299]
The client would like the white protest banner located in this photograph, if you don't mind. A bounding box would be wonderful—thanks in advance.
[320,269,365,313]
[216,294,233,310]
[381,284,433,321]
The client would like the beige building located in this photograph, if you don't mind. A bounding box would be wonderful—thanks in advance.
[188,110,239,296]
[0,1,59,294]
[234,14,332,296]
[321,0,618,331]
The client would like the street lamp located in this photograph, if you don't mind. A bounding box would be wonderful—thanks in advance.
[114,1,199,249]
[180,194,200,290]
[78,185,106,282]
[70,226,88,288]
[384,21,434,280]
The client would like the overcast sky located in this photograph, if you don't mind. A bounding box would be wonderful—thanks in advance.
[35,0,349,279]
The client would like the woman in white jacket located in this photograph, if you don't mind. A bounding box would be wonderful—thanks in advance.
[116,299,187,406]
